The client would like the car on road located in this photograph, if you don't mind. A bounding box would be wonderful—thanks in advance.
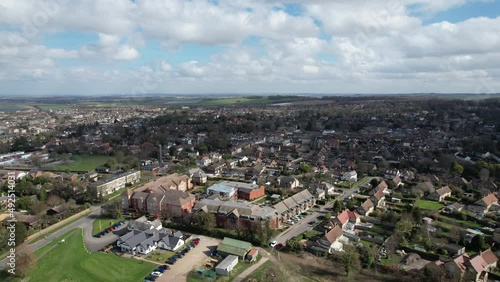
[269,241,277,248]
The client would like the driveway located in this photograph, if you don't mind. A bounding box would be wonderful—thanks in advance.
[80,214,129,253]
[156,235,221,282]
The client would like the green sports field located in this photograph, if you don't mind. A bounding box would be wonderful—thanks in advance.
[52,155,112,172]
[29,229,155,282]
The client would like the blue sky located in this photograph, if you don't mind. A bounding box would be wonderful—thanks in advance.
[0,0,499,95]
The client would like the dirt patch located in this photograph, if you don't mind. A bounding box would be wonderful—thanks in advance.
[267,252,419,282]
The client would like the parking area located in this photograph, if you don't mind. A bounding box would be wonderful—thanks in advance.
[156,235,221,282]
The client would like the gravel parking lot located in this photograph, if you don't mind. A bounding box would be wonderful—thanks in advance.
[156,235,221,282]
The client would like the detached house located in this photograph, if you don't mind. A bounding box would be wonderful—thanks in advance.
[467,193,499,216]
[117,228,185,255]
[315,225,347,253]
[428,186,452,202]
[431,249,498,282]
[332,209,361,230]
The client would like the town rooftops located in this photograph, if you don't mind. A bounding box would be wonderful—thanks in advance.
[218,181,259,191]
[436,186,452,196]
[477,193,498,207]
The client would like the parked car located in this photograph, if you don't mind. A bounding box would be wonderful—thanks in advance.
[151,271,162,277]
[144,275,158,282]
[269,241,277,248]
[158,265,170,270]
[275,243,283,250]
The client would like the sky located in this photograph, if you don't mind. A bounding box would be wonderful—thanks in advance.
[0,0,500,96]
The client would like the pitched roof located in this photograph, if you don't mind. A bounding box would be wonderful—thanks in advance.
[481,249,498,265]
[360,199,374,212]
[324,225,343,244]
[479,193,498,207]
[467,255,488,274]
[217,237,252,257]
[436,186,452,196]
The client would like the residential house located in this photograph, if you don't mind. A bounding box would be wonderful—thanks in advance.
[432,249,499,282]
[127,216,163,231]
[140,173,192,192]
[215,255,239,276]
[94,170,141,196]
[428,186,452,202]
[273,189,315,223]
[384,169,401,179]
[217,237,253,259]
[123,190,196,220]
[316,225,346,253]
[194,199,280,230]
[117,228,184,255]
[342,171,357,183]
[276,176,300,189]
[445,202,464,213]
[332,209,361,230]
[157,235,184,251]
[185,168,207,185]
[467,193,499,216]
[357,199,374,216]
[196,156,212,167]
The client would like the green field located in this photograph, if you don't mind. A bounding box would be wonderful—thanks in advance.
[415,199,445,211]
[27,229,155,282]
[199,97,271,105]
[34,104,73,111]
[52,155,112,172]
[0,104,32,111]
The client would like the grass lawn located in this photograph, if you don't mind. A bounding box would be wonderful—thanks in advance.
[145,250,176,263]
[28,229,155,282]
[29,211,91,244]
[52,155,112,172]
[379,254,402,266]
[242,259,286,282]
[415,199,444,211]
[92,217,124,236]
[439,214,482,229]
[252,196,268,205]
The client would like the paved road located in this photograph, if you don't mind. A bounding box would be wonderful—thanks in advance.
[0,206,104,269]
[274,177,378,245]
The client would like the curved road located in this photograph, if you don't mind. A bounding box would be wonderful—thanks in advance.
[0,205,126,269]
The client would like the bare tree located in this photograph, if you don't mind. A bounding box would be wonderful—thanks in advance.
[15,244,37,277]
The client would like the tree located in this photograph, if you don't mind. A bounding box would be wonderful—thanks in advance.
[333,200,344,213]
[101,201,122,219]
[39,186,47,202]
[14,244,36,277]
[46,194,64,207]
[324,212,332,220]
[191,212,216,234]
[359,245,376,268]
[370,178,381,188]
[469,235,488,252]
[451,161,464,176]
[14,222,28,246]
[424,263,447,282]
[341,247,361,276]
[15,196,34,211]
[298,163,311,173]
